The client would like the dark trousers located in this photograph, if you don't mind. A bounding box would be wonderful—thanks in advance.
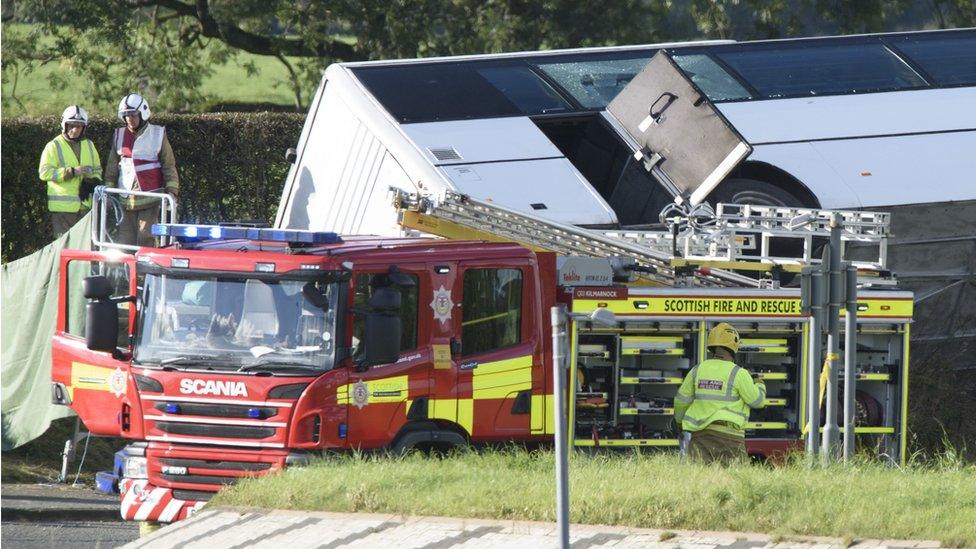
[114,203,161,247]
[51,211,85,238]
[688,429,747,465]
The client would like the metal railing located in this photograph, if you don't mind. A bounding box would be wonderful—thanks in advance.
[90,186,177,252]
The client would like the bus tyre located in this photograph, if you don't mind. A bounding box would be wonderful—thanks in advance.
[709,178,807,208]
[709,178,812,285]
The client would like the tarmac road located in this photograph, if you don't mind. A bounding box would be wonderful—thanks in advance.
[1,483,139,548]
[2,520,139,548]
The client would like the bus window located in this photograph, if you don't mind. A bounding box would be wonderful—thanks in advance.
[534,56,652,109]
[354,62,571,123]
[671,54,753,102]
[890,34,976,87]
[477,66,571,115]
[716,42,928,99]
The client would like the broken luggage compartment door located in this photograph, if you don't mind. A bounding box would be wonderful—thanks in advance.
[603,50,752,206]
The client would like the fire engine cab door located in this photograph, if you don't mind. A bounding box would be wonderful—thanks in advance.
[51,250,138,437]
[346,266,428,448]
[457,261,536,438]
[603,50,752,206]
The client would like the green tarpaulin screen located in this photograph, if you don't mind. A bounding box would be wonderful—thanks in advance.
[2,214,91,450]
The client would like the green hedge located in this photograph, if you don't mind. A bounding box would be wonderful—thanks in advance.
[1,113,305,262]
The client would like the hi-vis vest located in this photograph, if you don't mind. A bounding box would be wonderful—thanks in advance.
[674,359,766,437]
[114,124,165,192]
[38,135,101,213]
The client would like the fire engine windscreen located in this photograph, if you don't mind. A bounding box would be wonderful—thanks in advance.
[134,273,341,372]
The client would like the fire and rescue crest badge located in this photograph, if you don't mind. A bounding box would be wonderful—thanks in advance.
[109,367,127,398]
[351,380,370,409]
[430,285,453,324]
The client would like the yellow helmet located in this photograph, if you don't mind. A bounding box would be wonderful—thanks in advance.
[706,322,739,354]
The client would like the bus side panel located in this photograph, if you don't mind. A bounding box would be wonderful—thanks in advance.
[281,82,396,233]
[811,130,976,208]
[275,76,327,229]
[747,144,863,209]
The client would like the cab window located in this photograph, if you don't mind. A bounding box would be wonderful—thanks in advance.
[462,268,522,356]
[65,260,132,348]
[351,272,419,356]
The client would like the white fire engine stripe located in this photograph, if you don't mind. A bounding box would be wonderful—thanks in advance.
[140,395,293,408]
[134,488,167,521]
[120,480,144,519]
[158,498,184,523]
[146,414,286,427]
[145,435,285,448]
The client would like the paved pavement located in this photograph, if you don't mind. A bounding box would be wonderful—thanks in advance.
[125,507,943,549]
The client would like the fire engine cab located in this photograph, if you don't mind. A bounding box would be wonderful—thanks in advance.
[52,226,567,522]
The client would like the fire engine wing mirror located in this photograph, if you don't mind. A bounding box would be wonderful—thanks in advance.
[363,286,402,367]
[84,276,119,352]
[603,50,752,206]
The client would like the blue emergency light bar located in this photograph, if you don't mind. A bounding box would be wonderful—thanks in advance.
[151,224,342,245]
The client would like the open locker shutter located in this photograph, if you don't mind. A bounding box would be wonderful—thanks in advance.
[603,50,752,206]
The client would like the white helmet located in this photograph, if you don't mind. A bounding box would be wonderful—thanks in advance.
[61,105,89,134]
[118,93,151,121]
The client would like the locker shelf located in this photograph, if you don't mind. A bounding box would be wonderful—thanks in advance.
[575,439,679,447]
[619,376,683,385]
[746,421,790,430]
[619,406,674,416]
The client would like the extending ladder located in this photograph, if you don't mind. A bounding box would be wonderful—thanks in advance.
[392,189,758,288]
[391,189,893,287]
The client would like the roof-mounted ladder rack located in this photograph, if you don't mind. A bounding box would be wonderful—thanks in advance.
[392,189,893,287]
[392,189,758,288]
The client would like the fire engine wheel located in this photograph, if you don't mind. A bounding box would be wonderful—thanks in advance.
[391,424,468,455]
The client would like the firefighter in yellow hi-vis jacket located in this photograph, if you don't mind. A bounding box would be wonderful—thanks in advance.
[38,105,102,237]
[674,323,766,464]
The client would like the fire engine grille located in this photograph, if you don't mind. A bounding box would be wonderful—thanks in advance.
[172,489,216,502]
[154,402,278,419]
[161,473,241,485]
[160,458,272,472]
[155,421,276,439]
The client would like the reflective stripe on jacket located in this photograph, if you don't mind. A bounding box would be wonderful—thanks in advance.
[38,135,102,213]
[673,358,766,437]
[115,124,165,192]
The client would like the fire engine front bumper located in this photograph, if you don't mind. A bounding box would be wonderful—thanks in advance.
[120,478,207,523]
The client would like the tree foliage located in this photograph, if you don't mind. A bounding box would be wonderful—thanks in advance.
[2,0,974,114]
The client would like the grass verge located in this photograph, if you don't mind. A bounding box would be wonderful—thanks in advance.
[214,449,976,546]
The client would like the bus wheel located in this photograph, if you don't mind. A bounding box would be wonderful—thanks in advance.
[709,178,808,208]
[709,178,812,284]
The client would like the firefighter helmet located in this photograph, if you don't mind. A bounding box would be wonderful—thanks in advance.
[118,93,151,122]
[61,105,89,134]
[706,322,740,354]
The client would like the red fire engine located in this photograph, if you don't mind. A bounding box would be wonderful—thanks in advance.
[50,221,912,524]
